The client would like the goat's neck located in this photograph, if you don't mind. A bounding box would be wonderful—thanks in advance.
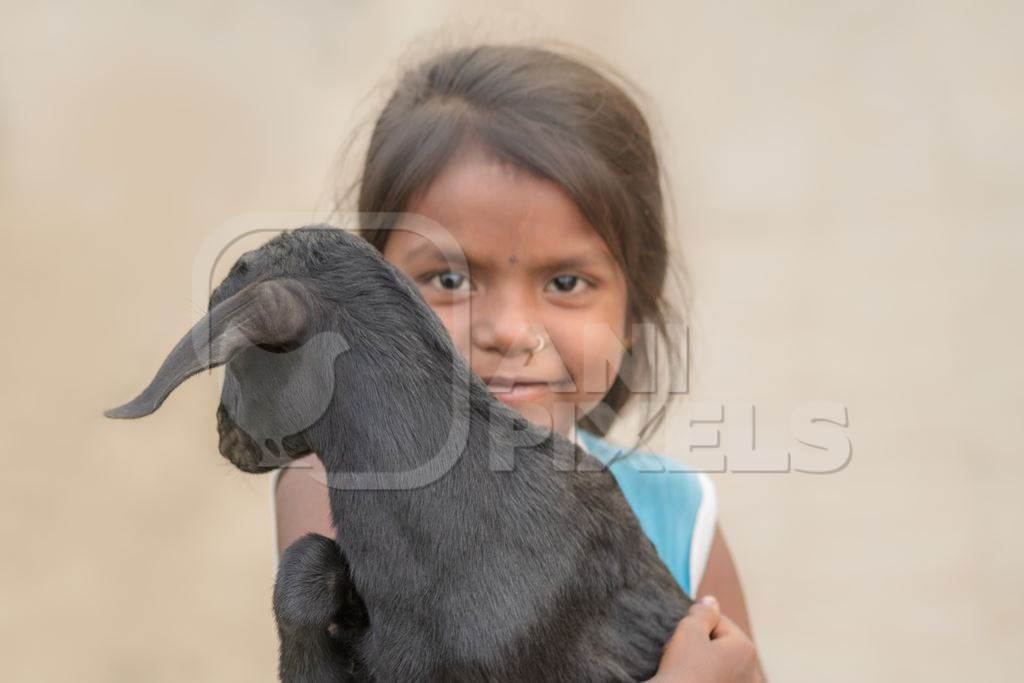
[313,340,497,476]
[305,322,554,596]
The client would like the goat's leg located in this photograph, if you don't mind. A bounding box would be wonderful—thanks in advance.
[273,533,369,682]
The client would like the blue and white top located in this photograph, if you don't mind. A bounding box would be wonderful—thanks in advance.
[269,429,716,596]
[576,430,717,597]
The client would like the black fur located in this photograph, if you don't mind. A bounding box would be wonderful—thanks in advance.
[107,226,692,681]
[274,533,369,681]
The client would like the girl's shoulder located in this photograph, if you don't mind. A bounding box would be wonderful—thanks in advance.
[577,430,717,597]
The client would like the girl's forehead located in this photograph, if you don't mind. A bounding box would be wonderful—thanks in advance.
[387,212,619,273]
[392,152,618,269]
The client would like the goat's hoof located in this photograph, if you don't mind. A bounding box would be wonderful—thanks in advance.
[273,533,367,635]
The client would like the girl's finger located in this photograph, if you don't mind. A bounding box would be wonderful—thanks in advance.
[681,595,721,638]
[708,612,744,640]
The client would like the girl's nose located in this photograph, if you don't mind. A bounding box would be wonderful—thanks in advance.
[470,289,543,360]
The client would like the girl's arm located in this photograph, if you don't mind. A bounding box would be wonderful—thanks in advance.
[689,525,767,680]
[274,454,334,556]
[695,525,753,638]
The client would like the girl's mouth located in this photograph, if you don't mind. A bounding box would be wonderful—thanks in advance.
[481,376,574,403]
[491,382,551,403]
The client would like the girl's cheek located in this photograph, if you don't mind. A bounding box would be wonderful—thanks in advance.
[431,305,473,357]
[558,324,625,396]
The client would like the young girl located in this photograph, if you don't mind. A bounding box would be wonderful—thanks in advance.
[272,43,763,681]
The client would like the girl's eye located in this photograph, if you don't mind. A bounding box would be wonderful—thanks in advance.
[427,271,471,292]
[547,274,588,294]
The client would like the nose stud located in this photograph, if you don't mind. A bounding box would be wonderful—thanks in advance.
[531,334,546,354]
[526,332,547,363]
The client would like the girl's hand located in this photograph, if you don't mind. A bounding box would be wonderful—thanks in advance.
[647,596,763,683]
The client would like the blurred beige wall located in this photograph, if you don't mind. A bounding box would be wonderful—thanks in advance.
[3,1,1021,681]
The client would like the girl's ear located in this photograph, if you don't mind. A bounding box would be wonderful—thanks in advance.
[623,306,637,349]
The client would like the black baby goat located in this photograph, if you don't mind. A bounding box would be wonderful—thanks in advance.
[106,226,692,681]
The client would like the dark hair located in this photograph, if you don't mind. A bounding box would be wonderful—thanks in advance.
[336,42,687,447]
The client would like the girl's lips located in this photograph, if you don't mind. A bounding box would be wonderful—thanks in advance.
[487,381,574,403]
[492,382,551,403]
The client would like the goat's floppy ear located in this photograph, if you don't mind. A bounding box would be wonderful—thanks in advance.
[105,279,310,419]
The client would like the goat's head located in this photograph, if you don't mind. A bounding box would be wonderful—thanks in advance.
[105,226,405,473]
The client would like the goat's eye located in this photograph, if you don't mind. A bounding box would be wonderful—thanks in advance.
[428,271,471,292]
[231,256,252,277]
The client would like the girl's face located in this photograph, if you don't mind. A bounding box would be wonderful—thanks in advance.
[384,145,630,437]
